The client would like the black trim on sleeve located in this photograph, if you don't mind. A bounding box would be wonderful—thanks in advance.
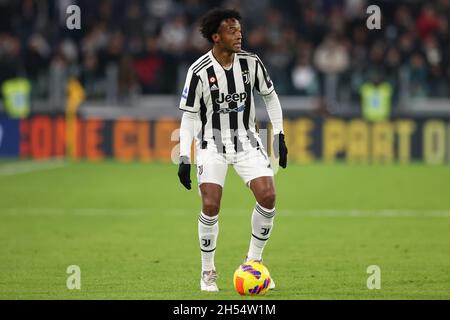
[191,56,209,71]
[193,58,212,74]
[259,88,275,97]
[256,60,273,90]
[254,62,260,92]
[186,74,200,108]
[199,97,207,146]
[179,108,198,113]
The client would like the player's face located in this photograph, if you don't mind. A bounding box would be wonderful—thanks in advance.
[215,18,242,53]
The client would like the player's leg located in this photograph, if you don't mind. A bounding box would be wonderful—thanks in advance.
[249,176,276,209]
[247,177,277,289]
[198,182,222,272]
[196,148,227,291]
[247,176,276,261]
[233,145,276,260]
[198,183,222,292]
[234,146,277,289]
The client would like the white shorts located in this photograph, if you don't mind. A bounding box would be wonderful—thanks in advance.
[195,143,274,190]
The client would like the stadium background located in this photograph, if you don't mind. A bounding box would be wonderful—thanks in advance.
[0,0,449,300]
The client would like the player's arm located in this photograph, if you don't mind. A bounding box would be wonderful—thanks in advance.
[178,111,196,190]
[262,91,287,168]
[255,56,288,168]
[178,69,202,189]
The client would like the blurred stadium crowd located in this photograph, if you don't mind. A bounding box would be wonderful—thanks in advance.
[0,0,449,103]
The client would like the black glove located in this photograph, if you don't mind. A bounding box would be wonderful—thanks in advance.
[178,156,192,190]
[273,132,288,168]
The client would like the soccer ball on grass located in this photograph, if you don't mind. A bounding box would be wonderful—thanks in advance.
[233,260,271,296]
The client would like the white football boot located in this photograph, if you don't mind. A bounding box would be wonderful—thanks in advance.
[200,270,219,292]
[245,257,275,290]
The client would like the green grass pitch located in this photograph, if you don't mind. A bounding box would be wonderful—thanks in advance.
[0,160,449,299]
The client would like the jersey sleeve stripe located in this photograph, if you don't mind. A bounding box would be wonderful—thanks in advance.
[255,62,260,92]
[186,74,200,107]
[193,58,212,74]
[199,97,207,144]
[256,60,273,89]
[191,56,210,71]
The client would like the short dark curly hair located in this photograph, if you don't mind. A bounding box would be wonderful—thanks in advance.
[199,8,242,43]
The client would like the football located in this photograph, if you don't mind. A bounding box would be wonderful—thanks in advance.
[233,260,271,296]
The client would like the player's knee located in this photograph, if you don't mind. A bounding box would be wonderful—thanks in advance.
[202,199,220,216]
[259,189,276,209]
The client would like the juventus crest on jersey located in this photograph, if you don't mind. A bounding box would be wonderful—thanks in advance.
[179,50,274,154]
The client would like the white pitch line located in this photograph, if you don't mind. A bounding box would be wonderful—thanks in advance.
[230,208,450,217]
[1,208,450,217]
[0,160,67,176]
[285,209,450,217]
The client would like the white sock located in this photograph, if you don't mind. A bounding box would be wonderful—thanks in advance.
[198,211,219,272]
[247,202,275,261]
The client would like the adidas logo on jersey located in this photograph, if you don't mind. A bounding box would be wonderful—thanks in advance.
[211,84,219,91]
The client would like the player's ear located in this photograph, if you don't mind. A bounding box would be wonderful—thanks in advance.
[212,33,220,43]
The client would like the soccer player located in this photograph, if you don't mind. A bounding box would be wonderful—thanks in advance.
[177,8,288,292]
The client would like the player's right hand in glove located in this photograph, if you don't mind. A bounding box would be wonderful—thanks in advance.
[178,156,192,190]
[273,132,288,168]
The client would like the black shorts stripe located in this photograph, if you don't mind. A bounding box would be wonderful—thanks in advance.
[251,233,269,241]
[206,66,225,154]
[186,74,200,107]
[224,68,243,153]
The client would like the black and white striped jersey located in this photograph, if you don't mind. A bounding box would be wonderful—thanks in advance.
[179,50,274,154]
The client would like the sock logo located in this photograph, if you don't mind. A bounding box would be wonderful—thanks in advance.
[202,239,211,247]
[261,227,271,236]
